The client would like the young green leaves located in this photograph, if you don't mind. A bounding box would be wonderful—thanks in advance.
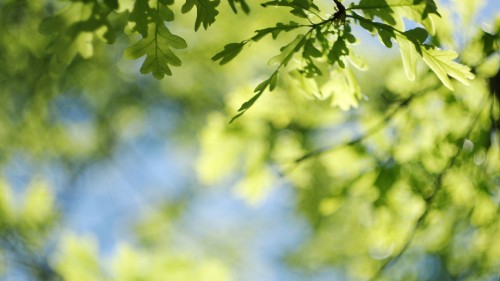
[212,21,310,123]
[395,28,428,81]
[229,34,306,123]
[261,0,319,18]
[230,72,278,123]
[214,0,367,122]
[348,0,474,89]
[352,0,440,33]
[396,27,475,90]
[421,46,475,90]
[351,12,474,90]
[39,0,477,115]
[125,0,187,79]
[211,21,304,66]
[212,0,475,122]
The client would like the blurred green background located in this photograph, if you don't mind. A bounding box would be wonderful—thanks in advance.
[0,0,499,280]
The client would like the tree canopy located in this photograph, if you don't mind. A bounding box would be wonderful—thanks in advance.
[0,0,499,280]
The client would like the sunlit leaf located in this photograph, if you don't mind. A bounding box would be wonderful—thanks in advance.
[268,34,305,66]
[396,34,419,81]
[322,68,362,110]
[421,45,475,90]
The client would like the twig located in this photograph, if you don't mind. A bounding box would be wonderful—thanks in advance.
[294,94,414,164]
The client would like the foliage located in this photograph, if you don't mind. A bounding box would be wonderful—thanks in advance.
[0,0,499,281]
[36,0,476,120]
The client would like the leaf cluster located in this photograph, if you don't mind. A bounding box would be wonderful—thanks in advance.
[210,0,475,120]
[39,0,476,119]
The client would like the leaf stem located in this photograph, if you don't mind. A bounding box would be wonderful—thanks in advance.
[347,3,424,11]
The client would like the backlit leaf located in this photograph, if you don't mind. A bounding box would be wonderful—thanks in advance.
[396,34,419,81]
[322,68,362,110]
[268,34,306,67]
[421,45,475,90]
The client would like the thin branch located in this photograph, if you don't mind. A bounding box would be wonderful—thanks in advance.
[305,9,325,22]
[346,13,406,36]
[294,94,414,164]
[347,3,424,11]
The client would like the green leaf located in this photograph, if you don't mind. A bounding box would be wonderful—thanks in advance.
[129,0,152,37]
[253,78,272,93]
[230,93,262,123]
[268,34,306,67]
[251,21,302,42]
[182,0,220,31]
[230,74,277,123]
[303,38,322,58]
[261,0,319,19]
[395,28,428,80]
[404,27,429,43]
[269,72,279,91]
[347,52,368,71]
[354,13,395,48]
[421,45,475,90]
[299,37,324,77]
[39,2,116,63]
[212,42,246,65]
[480,29,500,57]
[300,61,323,77]
[39,4,80,35]
[125,23,187,79]
[228,0,250,14]
[396,34,419,81]
[328,37,350,67]
[261,0,319,12]
[322,68,362,110]
[103,0,119,10]
[158,3,175,22]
